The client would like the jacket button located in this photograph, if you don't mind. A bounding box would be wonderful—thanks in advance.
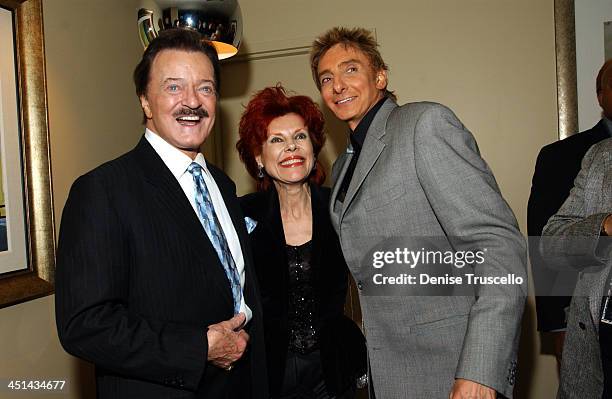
[357,281,363,290]
[579,322,586,330]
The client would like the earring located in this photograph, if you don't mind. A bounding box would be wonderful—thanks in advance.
[312,159,317,171]
[257,164,265,178]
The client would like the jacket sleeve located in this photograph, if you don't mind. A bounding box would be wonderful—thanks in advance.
[528,145,574,331]
[412,104,527,398]
[528,146,561,236]
[541,143,612,269]
[55,173,208,390]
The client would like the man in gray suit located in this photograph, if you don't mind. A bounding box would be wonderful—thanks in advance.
[542,138,612,399]
[310,27,526,399]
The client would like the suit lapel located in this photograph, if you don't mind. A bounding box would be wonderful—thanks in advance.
[592,119,612,140]
[133,138,234,308]
[133,137,209,252]
[265,186,287,246]
[310,185,328,281]
[329,151,352,225]
[340,98,396,222]
[265,187,291,297]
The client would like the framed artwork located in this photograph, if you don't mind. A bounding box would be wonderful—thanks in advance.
[0,0,55,308]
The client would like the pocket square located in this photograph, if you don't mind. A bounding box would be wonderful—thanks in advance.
[244,217,257,234]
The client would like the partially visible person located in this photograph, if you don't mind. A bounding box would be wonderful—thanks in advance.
[55,28,267,398]
[0,217,6,252]
[237,85,367,399]
[541,137,612,399]
[310,27,526,399]
[528,59,612,366]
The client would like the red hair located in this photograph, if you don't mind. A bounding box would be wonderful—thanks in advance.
[236,85,326,191]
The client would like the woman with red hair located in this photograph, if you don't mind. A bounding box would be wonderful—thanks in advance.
[237,85,366,398]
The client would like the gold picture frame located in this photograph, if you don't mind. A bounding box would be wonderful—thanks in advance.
[554,0,578,140]
[0,0,55,307]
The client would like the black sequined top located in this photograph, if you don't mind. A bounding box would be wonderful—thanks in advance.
[286,240,319,354]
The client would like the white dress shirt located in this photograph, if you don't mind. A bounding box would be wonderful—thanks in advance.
[145,129,252,322]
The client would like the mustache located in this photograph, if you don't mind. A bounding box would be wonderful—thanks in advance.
[173,107,209,118]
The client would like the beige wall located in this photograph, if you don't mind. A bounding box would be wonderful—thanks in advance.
[224,0,559,228]
[0,0,144,397]
[0,0,559,398]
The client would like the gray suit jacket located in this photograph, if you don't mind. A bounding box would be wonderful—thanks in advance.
[329,99,526,398]
[541,137,612,399]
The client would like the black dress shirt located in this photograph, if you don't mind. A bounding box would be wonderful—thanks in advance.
[336,97,387,203]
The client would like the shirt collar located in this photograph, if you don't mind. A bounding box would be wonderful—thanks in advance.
[144,128,208,179]
[603,117,612,136]
[349,97,387,151]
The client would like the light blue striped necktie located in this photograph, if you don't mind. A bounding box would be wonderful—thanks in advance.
[187,162,242,314]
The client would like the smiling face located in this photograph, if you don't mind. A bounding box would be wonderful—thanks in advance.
[139,49,216,159]
[256,113,315,189]
[317,44,387,130]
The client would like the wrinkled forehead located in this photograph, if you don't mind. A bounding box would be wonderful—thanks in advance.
[318,43,374,74]
[148,52,214,92]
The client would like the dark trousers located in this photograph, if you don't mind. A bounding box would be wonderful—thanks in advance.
[279,350,332,399]
[278,350,356,399]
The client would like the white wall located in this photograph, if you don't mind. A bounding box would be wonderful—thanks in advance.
[575,0,612,130]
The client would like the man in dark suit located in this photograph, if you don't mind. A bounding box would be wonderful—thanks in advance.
[55,29,267,398]
[540,137,612,398]
[528,59,612,364]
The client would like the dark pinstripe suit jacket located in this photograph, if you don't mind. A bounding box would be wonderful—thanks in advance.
[55,137,267,398]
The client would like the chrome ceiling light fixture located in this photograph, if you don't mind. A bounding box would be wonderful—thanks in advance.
[138,0,242,60]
